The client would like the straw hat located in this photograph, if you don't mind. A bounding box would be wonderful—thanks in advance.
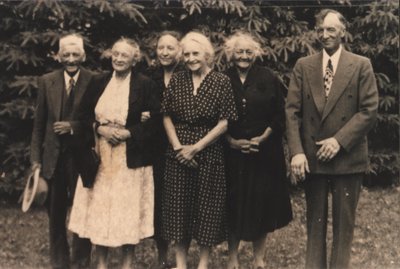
[21,167,48,212]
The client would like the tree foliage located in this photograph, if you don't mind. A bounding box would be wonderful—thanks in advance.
[0,0,398,195]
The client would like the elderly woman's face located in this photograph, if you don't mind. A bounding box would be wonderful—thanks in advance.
[111,41,136,73]
[182,41,208,72]
[232,39,256,70]
[157,35,180,67]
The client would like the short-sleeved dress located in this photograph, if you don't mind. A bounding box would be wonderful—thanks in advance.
[225,65,292,241]
[161,70,237,246]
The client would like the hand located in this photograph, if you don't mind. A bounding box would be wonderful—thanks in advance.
[316,137,341,162]
[97,126,130,146]
[291,153,309,182]
[249,136,267,153]
[228,137,252,154]
[53,121,72,135]
[31,162,41,172]
[176,145,199,168]
[141,111,151,122]
[115,129,131,141]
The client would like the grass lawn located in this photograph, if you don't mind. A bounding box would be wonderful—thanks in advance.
[0,187,399,269]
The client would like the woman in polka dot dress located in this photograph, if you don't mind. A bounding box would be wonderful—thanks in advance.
[161,32,237,269]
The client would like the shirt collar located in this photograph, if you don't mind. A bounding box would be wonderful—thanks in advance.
[322,45,342,75]
[64,70,80,86]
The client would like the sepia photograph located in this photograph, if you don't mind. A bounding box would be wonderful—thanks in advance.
[0,0,398,268]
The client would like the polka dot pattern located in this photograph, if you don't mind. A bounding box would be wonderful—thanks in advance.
[161,70,237,246]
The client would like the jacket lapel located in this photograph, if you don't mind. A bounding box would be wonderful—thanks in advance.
[49,70,64,121]
[321,50,355,122]
[128,70,140,105]
[72,68,91,110]
[306,52,325,116]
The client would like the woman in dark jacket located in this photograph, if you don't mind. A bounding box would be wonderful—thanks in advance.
[68,37,159,269]
[224,32,293,269]
[142,30,184,269]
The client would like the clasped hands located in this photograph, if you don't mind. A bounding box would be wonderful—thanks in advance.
[53,121,72,135]
[228,136,264,154]
[291,137,340,182]
[141,111,150,122]
[174,145,199,169]
[97,125,131,146]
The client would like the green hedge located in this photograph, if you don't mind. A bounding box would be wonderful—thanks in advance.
[0,0,398,196]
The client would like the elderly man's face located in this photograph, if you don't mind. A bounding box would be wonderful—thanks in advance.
[316,12,345,55]
[58,44,85,73]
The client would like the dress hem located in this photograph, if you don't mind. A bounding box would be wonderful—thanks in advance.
[72,230,154,247]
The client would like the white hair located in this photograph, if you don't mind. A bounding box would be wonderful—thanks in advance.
[180,32,215,67]
[112,37,142,63]
[58,33,85,54]
[224,32,263,62]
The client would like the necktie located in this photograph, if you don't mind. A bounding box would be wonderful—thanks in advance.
[67,77,75,96]
[324,59,333,98]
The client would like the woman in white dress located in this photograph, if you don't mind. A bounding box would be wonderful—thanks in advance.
[69,38,160,269]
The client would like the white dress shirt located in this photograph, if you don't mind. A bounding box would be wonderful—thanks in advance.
[63,70,80,90]
[322,45,342,75]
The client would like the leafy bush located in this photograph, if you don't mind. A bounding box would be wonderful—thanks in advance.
[0,0,398,197]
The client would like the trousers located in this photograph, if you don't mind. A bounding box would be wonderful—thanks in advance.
[46,150,92,269]
[304,173,362,269]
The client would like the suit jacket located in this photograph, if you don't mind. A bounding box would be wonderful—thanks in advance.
[76,69,160,169]
[286,49,379,174]
[30,67,94,179]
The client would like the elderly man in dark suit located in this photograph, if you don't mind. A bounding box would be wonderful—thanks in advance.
[286,9,378,269]
[30,33,93,269]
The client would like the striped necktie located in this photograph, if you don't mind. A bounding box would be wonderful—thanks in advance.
[67,77,75,96]
[324,59,333,98]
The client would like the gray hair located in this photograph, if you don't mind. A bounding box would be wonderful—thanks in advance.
[315,9,347,30]
[112,37,142,63]
[224,31,263,62]
[58,33,85,54]
[180,31,215,67]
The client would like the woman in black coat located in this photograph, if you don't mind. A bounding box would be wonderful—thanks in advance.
[69,37,160,269]
[224,32,293,269]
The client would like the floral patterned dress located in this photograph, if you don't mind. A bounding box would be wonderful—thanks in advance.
[68,72,154,247]
[161,70,237,246]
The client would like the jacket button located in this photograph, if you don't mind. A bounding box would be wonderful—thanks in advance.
[311,135,315,140]
[307,94,310,99]
[348,94,353,98]
[310,117,314,122]
[342,116,346,121]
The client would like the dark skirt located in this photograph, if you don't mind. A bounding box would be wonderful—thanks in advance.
[153,154,166,239]
[226,146,293,241]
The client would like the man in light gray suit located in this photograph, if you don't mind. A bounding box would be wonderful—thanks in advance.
[286,9,378,269]
[30,34,92,269]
